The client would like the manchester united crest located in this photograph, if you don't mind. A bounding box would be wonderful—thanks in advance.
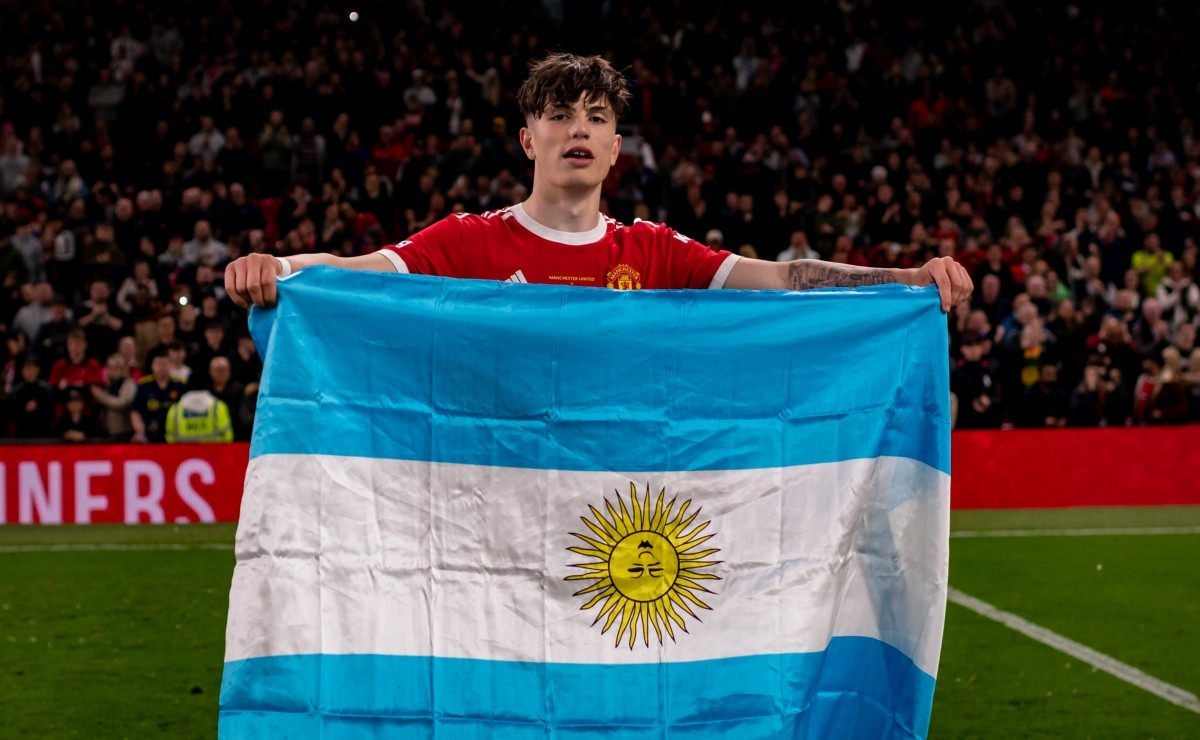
[606,263,642,290]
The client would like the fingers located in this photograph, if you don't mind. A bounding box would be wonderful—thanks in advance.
[261,257,278,307]
[246,258,267,307]
[225,254,280,308]
[951,259,973,309]
[225,262,247,308]
[925,257,974,312]
[929,258,953,312]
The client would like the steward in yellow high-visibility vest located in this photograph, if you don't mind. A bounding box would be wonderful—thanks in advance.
[165,390,234,443]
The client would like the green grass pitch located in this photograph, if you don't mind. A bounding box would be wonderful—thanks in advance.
[1,508,1198,738]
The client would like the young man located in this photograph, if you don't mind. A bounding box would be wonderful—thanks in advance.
[225,53,973,309]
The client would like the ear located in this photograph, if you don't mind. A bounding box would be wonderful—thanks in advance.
[610,133,622,166]
[519,128,535,161]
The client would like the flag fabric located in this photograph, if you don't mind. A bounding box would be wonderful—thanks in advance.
[220,267,951,739]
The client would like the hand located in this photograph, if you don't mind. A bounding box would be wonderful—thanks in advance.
[225,253,283,308]
[907,256,974,312]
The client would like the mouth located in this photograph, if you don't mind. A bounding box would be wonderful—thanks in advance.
[562,146,595,163]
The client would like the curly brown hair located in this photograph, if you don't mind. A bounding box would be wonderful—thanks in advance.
[515,53,631,122]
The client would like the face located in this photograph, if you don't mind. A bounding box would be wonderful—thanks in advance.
[210,359,230,385]
[107,356,125,378]
[519,95,621,192]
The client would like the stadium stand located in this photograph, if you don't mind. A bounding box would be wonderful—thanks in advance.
[3,0,1200,440]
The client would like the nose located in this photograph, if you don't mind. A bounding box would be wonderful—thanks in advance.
[568,113,590,139]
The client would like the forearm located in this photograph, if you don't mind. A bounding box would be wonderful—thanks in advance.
[279,251,394,273]
[786,259,903,290]
[724,257,908,291]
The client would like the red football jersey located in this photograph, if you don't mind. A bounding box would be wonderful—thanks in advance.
[377,204,740,290]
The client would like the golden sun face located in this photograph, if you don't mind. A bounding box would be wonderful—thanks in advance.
[566,483,721,649]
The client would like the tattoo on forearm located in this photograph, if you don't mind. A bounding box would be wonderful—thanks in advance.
[787,260,898,290]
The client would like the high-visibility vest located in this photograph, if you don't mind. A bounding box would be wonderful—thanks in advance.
[165,391,234,443]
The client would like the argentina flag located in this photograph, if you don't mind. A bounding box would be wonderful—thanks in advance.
[219,267,950,738]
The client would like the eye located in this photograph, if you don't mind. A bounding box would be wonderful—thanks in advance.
[591,115,607,124]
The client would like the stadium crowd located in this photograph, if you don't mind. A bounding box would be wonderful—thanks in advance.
[3,0,1200,441]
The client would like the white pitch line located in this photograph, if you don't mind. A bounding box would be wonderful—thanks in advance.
[952,526,1200,538]
[948,587,1200,715]
[0,542,233,553]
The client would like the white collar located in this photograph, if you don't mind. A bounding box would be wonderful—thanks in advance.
[510,202,607,245]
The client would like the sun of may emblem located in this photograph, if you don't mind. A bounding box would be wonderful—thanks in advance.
[566,483,721,649]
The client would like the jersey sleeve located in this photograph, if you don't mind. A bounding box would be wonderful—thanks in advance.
[376,216,473,276]
[660,227,741,289]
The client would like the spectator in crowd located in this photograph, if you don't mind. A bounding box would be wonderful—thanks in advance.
[1156,261,1200,336]
[115,260,160,316]
[189,320,227,390]
[92,352,136,439]
[230,332,262,389]
[1135,347,1191,425]
[205,355,253,441]
[2,329,28,393]
[10,218,45,284]
[1069,357,1130,427]
[183,220,227,269]
[166,339,192,385]
[48,328,103,409]
[32,294,76,366]
[776,230,819,262]
[0,224,30,286]
[53,386,94,442]
[116,335,143,381]
[82,222,126,287]
[75,277,126,360]
[165,388,234,443]
[950,332,1003,429]
[1017,364,1070,428]
[11,282,56,343]
[130,346,187,443]
[9,358,54,438]
[1131,232,1174,297]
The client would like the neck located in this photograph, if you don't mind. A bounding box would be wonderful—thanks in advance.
[521,187,602,232]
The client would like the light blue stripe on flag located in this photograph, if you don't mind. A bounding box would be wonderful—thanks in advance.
[247,270,949,473]
[222,268,951,739]
[220,637,935,739]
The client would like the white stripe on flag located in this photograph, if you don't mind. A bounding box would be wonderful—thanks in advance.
[226,454,949,675]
